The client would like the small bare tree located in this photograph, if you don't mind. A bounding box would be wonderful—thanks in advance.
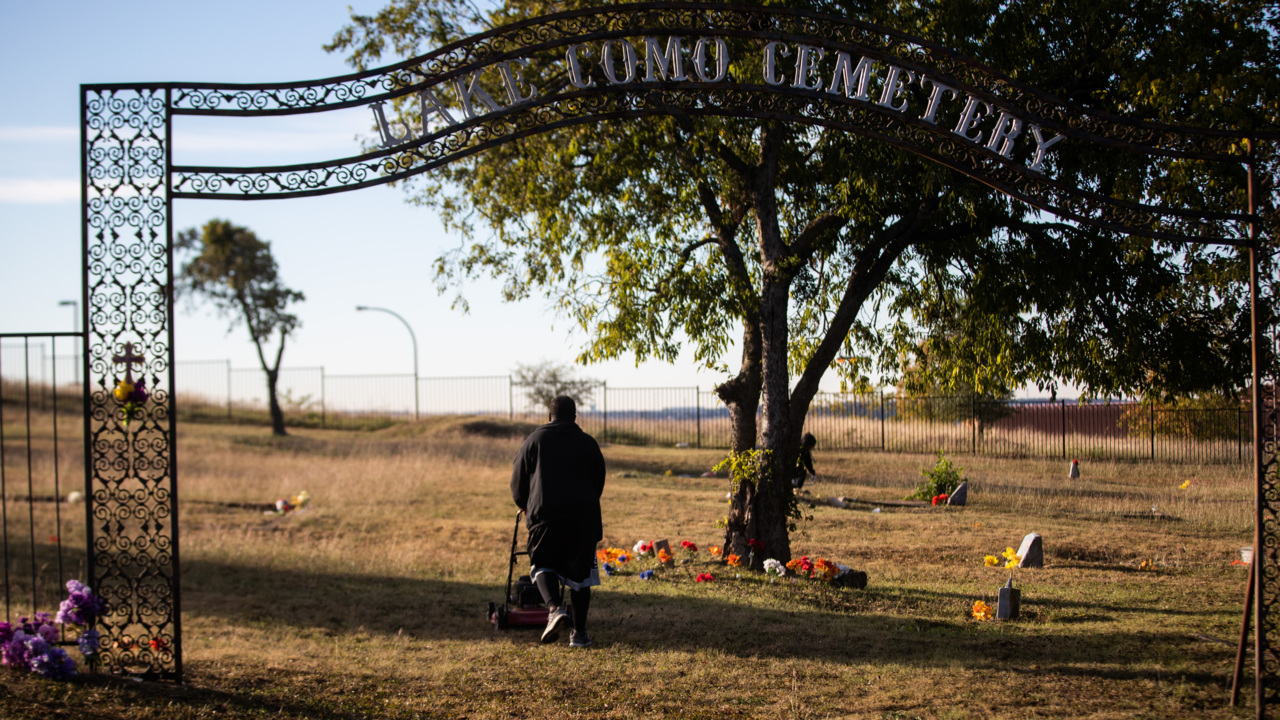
[513,361,598,415]
[177,219,304,436]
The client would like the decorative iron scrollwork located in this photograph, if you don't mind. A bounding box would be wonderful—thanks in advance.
[83,87,181,681]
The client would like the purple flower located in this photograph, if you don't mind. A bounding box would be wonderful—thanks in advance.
[603,563,615,576]
[29,645,77,680]
[2,630,34,669]
[78,629,100,658]
[36,623,58,644]
[639,570,655,580]
[0,622,13,645]
[56,579,106,625]
[130,379,149,404]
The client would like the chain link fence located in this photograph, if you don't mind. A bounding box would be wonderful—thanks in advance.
[0,341,1255,463]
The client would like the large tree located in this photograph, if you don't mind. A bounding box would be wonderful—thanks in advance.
[177,220,305,437]
[328,0,1277,562]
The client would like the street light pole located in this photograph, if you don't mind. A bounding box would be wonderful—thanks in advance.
[58,300,80,386]
[356,305,420,421]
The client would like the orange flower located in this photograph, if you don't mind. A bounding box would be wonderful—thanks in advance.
[972,600,993,621]
[726,553,742,567]
[657,548,673,564]
[708,545,723,558]
[812,558,839,582]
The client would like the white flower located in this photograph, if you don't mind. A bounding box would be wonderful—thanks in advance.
[633,540,648,555]
[763,558,786,577]
[836,563,852,576]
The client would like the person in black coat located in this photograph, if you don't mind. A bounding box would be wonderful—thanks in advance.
[511,395,606,647]
[793,432,817,490]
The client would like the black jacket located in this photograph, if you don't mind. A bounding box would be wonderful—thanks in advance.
[510,420,606,540]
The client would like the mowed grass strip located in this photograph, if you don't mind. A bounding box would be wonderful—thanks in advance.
[0,415,1259,719]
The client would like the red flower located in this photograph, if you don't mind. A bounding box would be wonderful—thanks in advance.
[680,540,698,552]
[748,538,764,551]
[149,638,167,651]
[695,573,715,582]
[640,542,653,553]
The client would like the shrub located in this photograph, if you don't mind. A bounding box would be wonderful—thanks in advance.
[909,451,964,501]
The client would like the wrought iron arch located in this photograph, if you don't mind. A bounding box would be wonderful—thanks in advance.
[81,2,1276,704]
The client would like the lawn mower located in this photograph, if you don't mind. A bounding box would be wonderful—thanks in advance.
[488,510,560,630]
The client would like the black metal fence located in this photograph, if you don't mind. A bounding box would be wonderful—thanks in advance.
[0,333,85,626]
[0,343,1255,464]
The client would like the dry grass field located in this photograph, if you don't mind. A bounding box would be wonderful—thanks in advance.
[0,412,1264,719]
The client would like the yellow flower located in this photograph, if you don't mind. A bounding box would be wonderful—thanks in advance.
[972,600,993,621]
[984,555,999,567]
[1005,558,1019,569]
[113,381,134,402]
[1179,479,1191,490]
[1001,547,1019,562]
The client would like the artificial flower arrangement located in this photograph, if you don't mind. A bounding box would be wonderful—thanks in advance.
[596,547,631,576]
[974,546,1024,621]
[112,378,149,428]
[607,538,866,590]
[1,580,106,680]
[971,599,994,621]
[930,493,950,506]
[983,547,1022,570]
[273,490,312,515]
[780,555,864,587]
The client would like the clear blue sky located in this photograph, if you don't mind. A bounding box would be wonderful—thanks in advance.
[0,0,765,392]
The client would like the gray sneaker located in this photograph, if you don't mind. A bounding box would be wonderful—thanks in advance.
[569,630,593,648]
[541,606,569,644]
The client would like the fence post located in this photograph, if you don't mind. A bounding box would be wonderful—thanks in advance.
[226,360,232,420]
[320,366,326,428]
[1239,406,1244,464]
[603,381,608,442]
[1150,400,1155,460]
[880,391,886,451]
[971,394,976,455]
[508,375,513,420]
[695,386,701,449]
[1060,400,1066,459]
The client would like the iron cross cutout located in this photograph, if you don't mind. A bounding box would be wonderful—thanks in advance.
[113,342,145,384]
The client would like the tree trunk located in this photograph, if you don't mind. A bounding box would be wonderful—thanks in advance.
[723,126,794,566]
[266,369,287,436]
[715,321,763,453]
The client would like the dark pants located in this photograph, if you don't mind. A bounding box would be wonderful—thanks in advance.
[534,573,591,632]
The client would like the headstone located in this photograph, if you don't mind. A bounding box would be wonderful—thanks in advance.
[652,539,674,567]
[1016,532,1044,568]
[947,481,969,506]
[996,577,1021,620]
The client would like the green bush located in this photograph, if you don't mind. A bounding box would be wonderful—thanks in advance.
[908,451,964,501]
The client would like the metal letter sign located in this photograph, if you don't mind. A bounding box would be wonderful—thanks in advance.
[82,1,1274,704]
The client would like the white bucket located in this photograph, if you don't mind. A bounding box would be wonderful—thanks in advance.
[1242,546,1254,564]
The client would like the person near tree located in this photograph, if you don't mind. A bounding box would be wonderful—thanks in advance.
[793,432,818,490]
[511,395,606,647]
